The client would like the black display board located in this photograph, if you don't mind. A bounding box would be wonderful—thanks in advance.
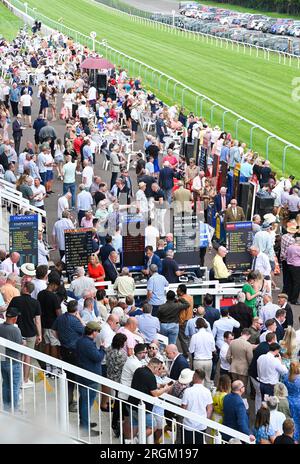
[174,214,199,267]
[122,214,145,270]
[9,214,38,266]
[64,228,94,274]
[225,221,253,271]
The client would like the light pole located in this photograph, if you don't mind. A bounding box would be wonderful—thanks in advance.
[172,9,175,27]
[90,31,97,52]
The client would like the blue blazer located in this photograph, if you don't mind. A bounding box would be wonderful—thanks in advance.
[103,258,118,283]
[159,167,174,191]
[214,193,231,213]
[223,393,250,439]
[275,320,285,342]
[169,354,189,380]
[145,252,162,274]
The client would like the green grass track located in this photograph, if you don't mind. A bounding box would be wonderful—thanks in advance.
[13,0,300,176]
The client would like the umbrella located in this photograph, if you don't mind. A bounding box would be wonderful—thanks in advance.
[80,57,114,70]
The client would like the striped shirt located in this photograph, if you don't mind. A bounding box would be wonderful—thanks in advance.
[280,234,295,261]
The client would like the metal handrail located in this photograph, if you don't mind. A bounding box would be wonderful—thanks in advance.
[0,336,251,443]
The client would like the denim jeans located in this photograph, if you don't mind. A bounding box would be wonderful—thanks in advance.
[160,322,179,345]
[63,182,76,208]
[164,189,172,205]
[79,382,98,429]
[1,360,22,412]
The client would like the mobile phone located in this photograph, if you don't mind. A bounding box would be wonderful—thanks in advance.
[167,381,174,386]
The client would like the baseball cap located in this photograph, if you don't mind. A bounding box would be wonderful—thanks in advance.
[86,321,101,331]
[6,307,20,318]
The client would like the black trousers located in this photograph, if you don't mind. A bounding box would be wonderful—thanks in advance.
[281,260,289,294]
[11,100,19,116]
[13,134,22,156]
[199,247,207,267]
[288,264,300,304]
[110,172,118,189]
[60,346,78,405]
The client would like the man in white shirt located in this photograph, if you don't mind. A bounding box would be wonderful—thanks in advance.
[212,308,240,350]
[1,252,20,276]
[119,343,147,401]
[31,177,46,209]
[257,343,288,398]
[69,266,95,299]
[249,245,271,277]
[189,317,216,388]
[259,295,280,330]
[77,184,93,225]
[63,155,77,208]
[20,88,32,126]
[81,160,94,189]
[37,146,48,186]
[52,210,75,258]
[145,221,160,251]
[88,85,97,108]
[181,369,213,444]
[31,264,48,299]
[57,192,71,219]
[219,331,234,376]
[259,318,277,343]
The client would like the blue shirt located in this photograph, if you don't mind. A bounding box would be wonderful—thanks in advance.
[9,87,21,102]
[220,145,230,164]
[136,313,160,343]
[52,312,84,350]
[147,273,168,306]
[240,162,253,179]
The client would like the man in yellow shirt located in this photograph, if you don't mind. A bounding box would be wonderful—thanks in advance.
[212,246,231,281]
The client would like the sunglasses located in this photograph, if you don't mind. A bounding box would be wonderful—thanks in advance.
[148,346,157,350]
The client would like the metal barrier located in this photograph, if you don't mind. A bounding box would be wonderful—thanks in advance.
[3,0,299,175]
[0,336,251,444]
[89,0,300,66]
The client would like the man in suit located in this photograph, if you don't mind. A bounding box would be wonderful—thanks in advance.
[275,309,286,342]
[223,380,255,442]
[226,328,253,388]
[143,245,162,276]
[166,344,189,380]
[214,186,231,214]
[278,293,293,329]
[103,251,119,284]
[12,114,23,155]
[159,161,174,205]
[223,198,246,226]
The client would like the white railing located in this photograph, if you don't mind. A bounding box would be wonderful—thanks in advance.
[3,0,299,175]
[0,188,46,218]
[0,336,251,444]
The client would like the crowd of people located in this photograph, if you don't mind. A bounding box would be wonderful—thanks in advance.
[0,25,300,445]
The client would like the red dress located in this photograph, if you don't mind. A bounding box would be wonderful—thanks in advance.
[88,263,105,282]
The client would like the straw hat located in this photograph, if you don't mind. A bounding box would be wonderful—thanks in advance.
[20,263,36,277]
[178,368,194,385]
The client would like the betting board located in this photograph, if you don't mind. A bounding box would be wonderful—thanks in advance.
[64,228,94,274]
[9,214,38,266]
[225,221,253,271]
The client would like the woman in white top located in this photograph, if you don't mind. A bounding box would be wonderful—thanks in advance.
[44,151,55,194]
[62,88,74,120]
[54,138,64,180]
